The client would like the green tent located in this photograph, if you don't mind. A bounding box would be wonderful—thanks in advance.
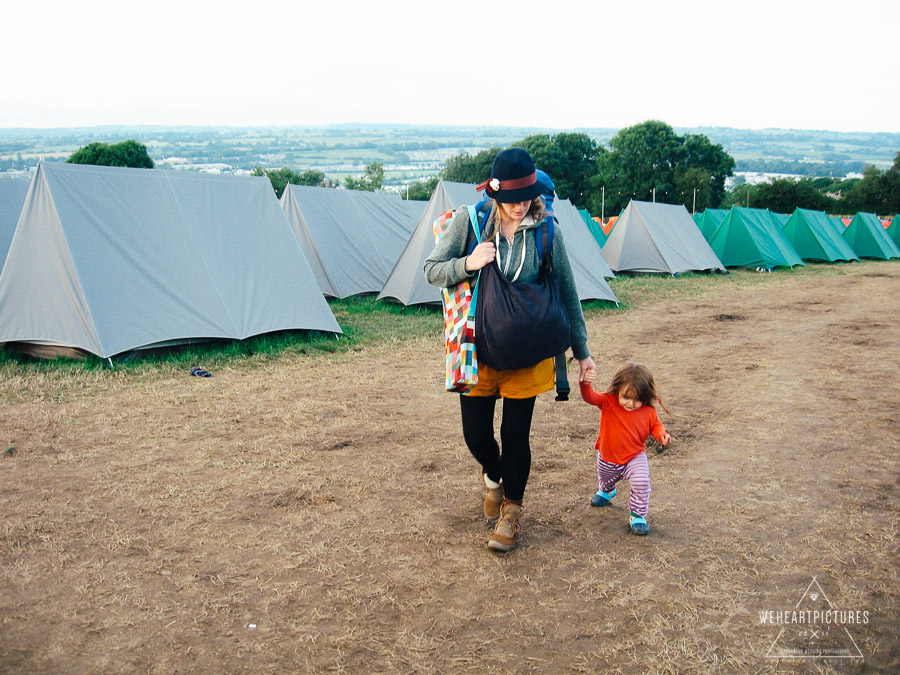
[842,212,900,259]
[693,208,728,241]
[580,208,608,246]
[770,212,790,227]
[886,216,900,249]
[782,208,859,262]
[709,207,804,269]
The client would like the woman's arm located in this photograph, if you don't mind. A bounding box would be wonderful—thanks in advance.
[423,208,473,289]
[549,227,590,361]
[424,208,496,288]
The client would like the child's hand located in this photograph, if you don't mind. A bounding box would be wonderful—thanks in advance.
[577,357,596,383]
[582,367,596,384]
[660,432,671,446]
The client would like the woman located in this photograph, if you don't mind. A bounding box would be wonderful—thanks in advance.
[424,148,595,552]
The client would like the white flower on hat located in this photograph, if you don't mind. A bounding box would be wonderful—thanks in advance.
[489,178,500,192]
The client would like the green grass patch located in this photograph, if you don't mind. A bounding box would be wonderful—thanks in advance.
[0,295,443,375]
[0,262,870,376]
[596,262,860,312]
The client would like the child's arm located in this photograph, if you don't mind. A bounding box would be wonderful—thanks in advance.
[579,369,603,406]
[651,417,671,446]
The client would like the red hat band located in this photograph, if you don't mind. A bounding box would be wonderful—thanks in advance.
[475,172,537,193]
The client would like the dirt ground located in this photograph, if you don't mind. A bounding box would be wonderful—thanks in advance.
[1,262,898,674]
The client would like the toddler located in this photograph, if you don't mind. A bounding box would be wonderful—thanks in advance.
[581,362,670,535]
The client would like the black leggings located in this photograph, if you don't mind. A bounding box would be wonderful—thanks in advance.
[459,395,536,502]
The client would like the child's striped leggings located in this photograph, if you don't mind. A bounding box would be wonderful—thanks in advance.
[597,451,651,517]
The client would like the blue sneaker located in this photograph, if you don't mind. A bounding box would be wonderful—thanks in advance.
[629,513,650,536]
[590,488,616,507]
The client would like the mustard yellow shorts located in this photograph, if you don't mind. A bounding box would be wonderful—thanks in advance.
[465,358,555,399]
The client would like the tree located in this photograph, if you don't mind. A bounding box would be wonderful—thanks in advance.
[343,162,384,192]
[841,152,900,215]
[67,139,154,168]
[843,165,886,214]
[882,152,900,214]
[724,183,758,209]
[252,166,327,199]
[674,167,713,213]
[680,133,734,208]
[589,121,734,216]
[404,176,440,201]
[751,177,833,214]
[441,148,500,184]
[591,121,683,216]
[518,133,603,210]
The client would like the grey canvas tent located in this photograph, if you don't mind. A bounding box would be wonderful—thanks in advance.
[781,208,859,262]
[280,184,424,298]
[0,162,341,358]
[601,200,725,275]
[378,180,484,305]
[378,180,618,305]
[842,212,900,259]
[0,177,31,272]
[548,197,618,302]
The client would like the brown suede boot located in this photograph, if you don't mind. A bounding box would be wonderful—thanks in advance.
[482,472,503,521]
[488,499,524,552]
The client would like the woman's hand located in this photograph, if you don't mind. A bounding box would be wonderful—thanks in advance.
[578,357,596,383]
[465,241,496,272]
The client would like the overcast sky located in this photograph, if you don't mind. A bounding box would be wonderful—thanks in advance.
[3,0,898,133]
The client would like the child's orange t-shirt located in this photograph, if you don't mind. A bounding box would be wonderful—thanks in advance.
[580,382,667,465]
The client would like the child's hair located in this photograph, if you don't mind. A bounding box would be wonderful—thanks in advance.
[607,362,670,414]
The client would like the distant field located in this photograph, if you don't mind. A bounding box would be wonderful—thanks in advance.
[1,124,897,187]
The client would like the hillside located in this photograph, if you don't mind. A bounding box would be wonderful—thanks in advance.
[1,124,898,190]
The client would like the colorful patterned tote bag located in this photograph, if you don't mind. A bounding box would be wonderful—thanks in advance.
[433,206,482,393]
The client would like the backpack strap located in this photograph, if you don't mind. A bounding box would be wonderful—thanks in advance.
[534,215,556,277]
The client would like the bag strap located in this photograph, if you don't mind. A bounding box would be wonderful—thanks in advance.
[463,202,491,255]
[465,205,485,247]
[554,353,570,401]
[533,214,568,400]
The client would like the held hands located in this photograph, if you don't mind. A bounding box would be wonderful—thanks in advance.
[465,242,496,272]
[579,357,596,383]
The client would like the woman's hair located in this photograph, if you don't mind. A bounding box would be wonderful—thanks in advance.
[607,362,667,412]
[484,197,546,239]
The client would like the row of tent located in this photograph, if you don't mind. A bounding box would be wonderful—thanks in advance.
[582,199,900,273]
[692,206,900,268]
[2,163,897,359]
[0,163,620,358]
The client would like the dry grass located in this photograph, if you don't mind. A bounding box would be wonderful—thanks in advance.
[2,262,899,673]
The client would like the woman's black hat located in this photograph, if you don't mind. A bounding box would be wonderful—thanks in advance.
[476,148,551,203]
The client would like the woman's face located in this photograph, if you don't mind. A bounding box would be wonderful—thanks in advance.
[498,200,532,224]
